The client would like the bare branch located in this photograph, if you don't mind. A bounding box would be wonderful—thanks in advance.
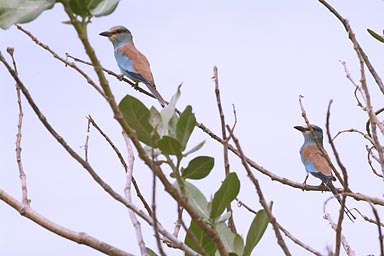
[325,101,354,254]
[0,188,133,256]
[226,125,292,256]
[332,128,374,146]
[348,195,384,255]
[366,146,384,178]
[65,53,156,99]
[87,115,153,215]
[278,224,323,256]
[323,213,355,256]
[84,118,91,162]
[122,133,147,256]
[7,48,29,205]
[318,0,384,95]
[15,25,106,98]
[212,66,236,233]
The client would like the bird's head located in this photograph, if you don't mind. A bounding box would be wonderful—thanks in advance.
[99,26,133,46]
[294,124,323,144]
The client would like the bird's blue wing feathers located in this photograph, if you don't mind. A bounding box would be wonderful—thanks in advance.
[114,50,147,84]
[309,170,328,183]
[125,70,147,84]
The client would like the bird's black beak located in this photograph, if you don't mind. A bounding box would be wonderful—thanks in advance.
[99,31,112,37]
[294,126,306,132]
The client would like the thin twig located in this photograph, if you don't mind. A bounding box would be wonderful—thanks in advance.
[340,60,366,110]
[325,101,351,255]
[354,208,384,227]
[365,108,384,138]
[226,125,292,256]
[366,146,384,178]
[237,198,322,255]
[0,188,133,256]
[84,118,91,162]
[323,213,356,256]
[278,224,323,256]
[150,134,166,256]
[15,25,106,98]
[122,133,147,256]
[87,115,153,216]
[65,53,156,99]
[212,66,236,233]
[180,217,209,256]
[348,195,384,255]
[172,205,183,238]
[235,198,257,214]
[332,129,373,145]
[7,48,29,205]
[318,0,384,95]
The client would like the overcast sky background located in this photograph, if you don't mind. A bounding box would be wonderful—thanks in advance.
[1,1,384,255]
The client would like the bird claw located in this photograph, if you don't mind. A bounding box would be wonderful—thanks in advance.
[301,175,309,191]
[301,182,307,191]
[118,74,124,81]
[319,182,327,192]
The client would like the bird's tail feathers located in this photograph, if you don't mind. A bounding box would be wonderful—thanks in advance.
[324,179,356,222]
[146,84,166,107]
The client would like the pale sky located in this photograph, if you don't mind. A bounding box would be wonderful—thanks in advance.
[1,1,383,255]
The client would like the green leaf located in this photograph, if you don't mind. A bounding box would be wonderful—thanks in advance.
[69,0,91,17]
[184,221,216,256]
[182,156,214,180]
[216,211,231,224]
[183,140,206,157]
[243,202,272,256]
[68,0,118,18]
[151,85,181,138]
[174,181,209,219]
[216,222,235,253]
[119,94,159,147]
[176,105,196,150]
[210,173,240,221]
[149,107,164,136]
[146,247,158,256]
[0,0,55,30]
[233,234,244,256]
[91,0,119,17]
[157,136,182,156]
[367,29,384,43]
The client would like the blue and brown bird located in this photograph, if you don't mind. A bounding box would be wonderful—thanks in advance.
[294,124,356,221]
[100,26,166,107]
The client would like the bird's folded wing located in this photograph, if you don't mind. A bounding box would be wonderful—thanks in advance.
[118,44,155,86]
[302,144,333,177]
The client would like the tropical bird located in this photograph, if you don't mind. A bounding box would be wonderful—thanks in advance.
[294,124,356,221]
[100,26,166,107]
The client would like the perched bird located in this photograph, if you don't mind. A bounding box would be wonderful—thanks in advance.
[294,124,356,221]
[100,26,166,107]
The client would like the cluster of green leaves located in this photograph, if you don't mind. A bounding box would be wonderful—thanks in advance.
[0,0,119,29]
[119,87,270,256]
